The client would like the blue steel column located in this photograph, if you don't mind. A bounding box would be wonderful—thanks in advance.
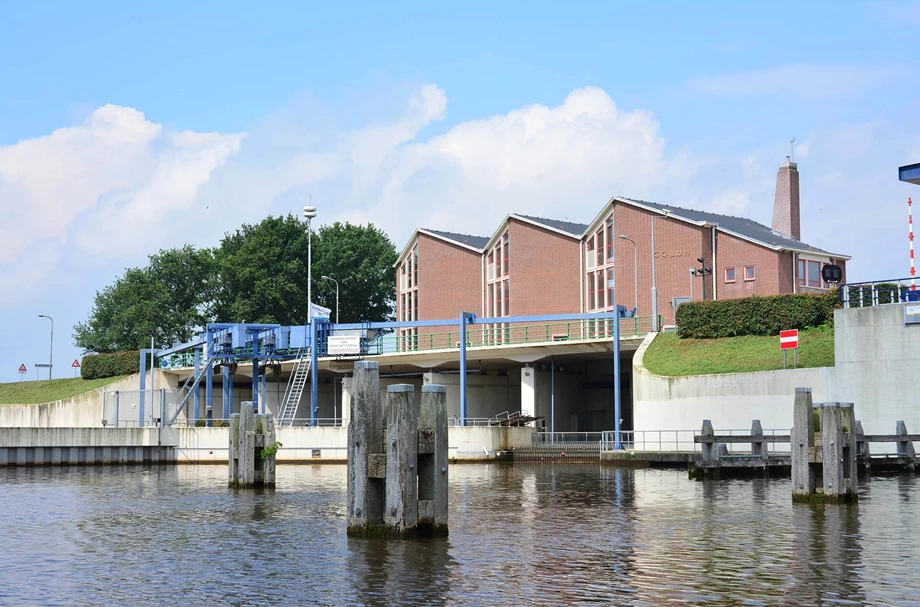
[139,351,147,428]
[252,361,260,414]
[205,330,214,425]
[551,357,555,434]
[613,308,622,449]
[260,373,267,415]
[459,312,469,426]
[192,349,200,422]
[310,319,318,427]
[222,366,231,419]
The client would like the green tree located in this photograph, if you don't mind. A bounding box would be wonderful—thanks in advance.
[312,222,397,323]
[73,246,216,352]
[215,216,397,324]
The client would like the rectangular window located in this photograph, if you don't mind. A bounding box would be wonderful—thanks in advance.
[412,246,418,286]
[502,234,510,277]
[596,272,605,308]
[807,261,821,288]
[725,267,735,283]
[487,251,495,280]
[587,274,596,310]
[797,260,806,286]
[596,230,604,266]
[605,219,614,263]
[606,268,614,308]
[502,280,510,315]
[586,238,595,270]
[744,266,755,281]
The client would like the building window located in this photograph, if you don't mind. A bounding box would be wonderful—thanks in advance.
[397,244,419,349]
[725,267,735,283]
[485,229,511,343]
[584,212,616,313]
[798,259,831,289]
[744,266,755,281]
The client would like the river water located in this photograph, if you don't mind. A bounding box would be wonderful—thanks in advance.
[1,464,918,606]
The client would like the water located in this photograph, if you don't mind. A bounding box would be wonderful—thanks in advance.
[1,464,919,607]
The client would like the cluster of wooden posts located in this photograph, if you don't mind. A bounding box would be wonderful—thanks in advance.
[228,404,277,488]
[346,361,449,538]
[692,387,918,502]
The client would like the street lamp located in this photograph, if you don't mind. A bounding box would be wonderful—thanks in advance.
[303,205,317,321]
[321,275,339,324]
[38,315,53,380]
[618,235,638,313]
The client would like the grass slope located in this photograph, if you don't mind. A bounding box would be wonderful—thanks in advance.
[643,325,834,377]
[0,376,129,405]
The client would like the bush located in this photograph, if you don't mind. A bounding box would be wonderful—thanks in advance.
[676,292,839,339]
[81,351,140,379]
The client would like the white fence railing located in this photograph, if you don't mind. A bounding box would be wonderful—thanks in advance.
[602,429,792,453]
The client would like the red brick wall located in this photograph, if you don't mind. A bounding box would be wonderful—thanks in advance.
[414,234,482,345]
[612,204,715,326]
[715,232,785,299]
[508,219,581,316]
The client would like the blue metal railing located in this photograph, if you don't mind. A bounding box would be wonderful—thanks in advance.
[840,278,920,308]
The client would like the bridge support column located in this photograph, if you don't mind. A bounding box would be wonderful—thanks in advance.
[341,377,353,427]
[520,365,537,420]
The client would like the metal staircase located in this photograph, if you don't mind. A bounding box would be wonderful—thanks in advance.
[279,350,311,426]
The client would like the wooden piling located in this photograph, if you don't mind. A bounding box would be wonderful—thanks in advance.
[384,384,419,538]
[347,361,385,537]
[228,404,277,488]
[791,387,817,500]
[418,384,448,536]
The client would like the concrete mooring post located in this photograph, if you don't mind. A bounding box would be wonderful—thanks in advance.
[228,406,277,488]
[347,362,449,538]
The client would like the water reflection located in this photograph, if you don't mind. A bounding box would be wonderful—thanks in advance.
[0,464,919,606]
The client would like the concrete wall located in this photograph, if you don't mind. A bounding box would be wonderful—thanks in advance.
[829,303,920,436]
[632,333,833,448]
[423,371,521,421]
[0,373,165,428]
[0,425,534,465]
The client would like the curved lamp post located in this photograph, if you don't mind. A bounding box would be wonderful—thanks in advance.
[38,314,53,380]
[321,275,339,324]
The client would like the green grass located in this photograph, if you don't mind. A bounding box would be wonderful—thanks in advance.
[643,324,835,377]
[0,376,129,405]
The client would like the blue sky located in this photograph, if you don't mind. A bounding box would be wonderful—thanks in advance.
[1,1,919,382]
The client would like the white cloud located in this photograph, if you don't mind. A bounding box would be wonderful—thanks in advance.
[687,64,902,100]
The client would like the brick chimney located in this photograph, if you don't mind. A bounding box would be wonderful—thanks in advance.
[772,158,800,240]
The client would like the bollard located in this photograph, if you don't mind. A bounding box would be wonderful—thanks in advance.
[418,385,448,536]
[840,404,857,489]
[700,420,716,462]
[347,361,385,537]
[228,407,277,488]
[791,387,816,500]
[751,419,767,461]
[896,420,916,460]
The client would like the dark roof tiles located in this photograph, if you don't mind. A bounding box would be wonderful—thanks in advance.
[423,229,489,250]
[516,214,590,237]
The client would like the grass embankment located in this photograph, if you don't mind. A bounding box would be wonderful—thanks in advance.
[0,376,129,405]
[643,324,834,377]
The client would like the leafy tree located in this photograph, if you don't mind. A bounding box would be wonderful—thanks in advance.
[73,246,216,352]
[312,222,397,323]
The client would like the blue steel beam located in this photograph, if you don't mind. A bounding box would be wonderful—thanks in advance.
[900,162,920,185]
[193,349,200,422]
[310,319,319,427]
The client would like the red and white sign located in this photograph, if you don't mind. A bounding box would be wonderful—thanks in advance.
[71,359,81,368]
[18,363,26,373]
[780,329,799,350]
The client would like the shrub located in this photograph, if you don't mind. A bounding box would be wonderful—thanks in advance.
[81,351,140,379]
[675,292,839,339]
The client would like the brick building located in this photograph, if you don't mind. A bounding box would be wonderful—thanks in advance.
[395,160,850,330]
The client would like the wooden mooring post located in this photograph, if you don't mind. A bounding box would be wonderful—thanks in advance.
[347,362,449,538]
[228,405,277,488]
[791,387,858,503]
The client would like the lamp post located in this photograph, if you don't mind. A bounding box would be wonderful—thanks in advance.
[321,275,339,324]
[650,213,669,331]
[618,235,638,313]
[38,315,53,380]
[303,205,317,320]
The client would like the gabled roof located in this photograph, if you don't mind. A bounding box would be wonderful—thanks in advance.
[395,228,488,266]
[619,197,850,259]
[516,215,589,237]
[423,229,489,250]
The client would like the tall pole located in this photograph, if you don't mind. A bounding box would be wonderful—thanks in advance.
[304,204,317,322]
[650,217,659,331]
[322,276,340,324]
[38,315,53,380]
[619,236,638,312]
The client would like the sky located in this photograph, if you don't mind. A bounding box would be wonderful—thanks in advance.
[1,1,919,382]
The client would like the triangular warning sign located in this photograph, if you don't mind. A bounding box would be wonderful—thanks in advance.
[71,359,81,368]
[18,363,26,372]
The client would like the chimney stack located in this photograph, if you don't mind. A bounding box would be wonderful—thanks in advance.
[772,158,800,240]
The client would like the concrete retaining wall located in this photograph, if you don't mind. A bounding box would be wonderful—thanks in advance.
[632,333,834,449]
[0,372,173,428]
[0,425,535,466]
[829,303,920,436]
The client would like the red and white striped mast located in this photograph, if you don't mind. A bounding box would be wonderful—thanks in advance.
[910,197,916,290]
